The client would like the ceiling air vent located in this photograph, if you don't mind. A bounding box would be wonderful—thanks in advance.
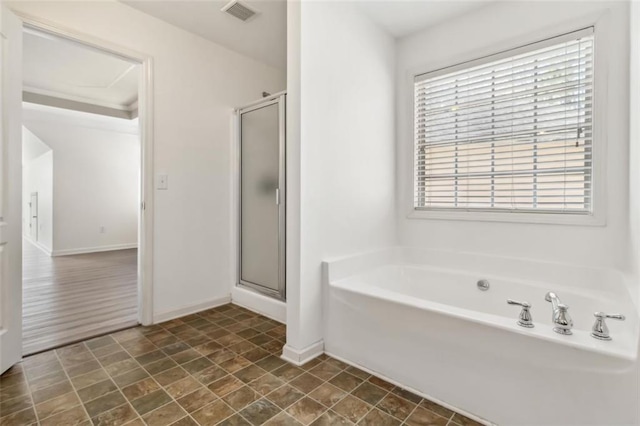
[221,0,259,22]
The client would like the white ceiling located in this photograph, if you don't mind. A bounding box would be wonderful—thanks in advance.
[121,0,287,70]
[356,1,494,39]
[23,29,139,111]
[119,1,491,71]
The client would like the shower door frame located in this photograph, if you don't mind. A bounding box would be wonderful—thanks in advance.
[235,92,286,301]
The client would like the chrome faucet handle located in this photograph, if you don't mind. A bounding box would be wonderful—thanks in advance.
[552,303,573,335]
[507,299,534,328]
[591,312,625,341]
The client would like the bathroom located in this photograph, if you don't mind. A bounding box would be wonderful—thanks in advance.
[290,2,640,423]
[0,1,639,425]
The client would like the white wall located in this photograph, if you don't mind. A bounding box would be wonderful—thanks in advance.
[393,4,639,422]
[396,2,632,272]
[285,1,397,359]
[22,126,53,252]
[629,1,640,309]
[629,1,640,417]
[9,1,286,320]
[24,105,139,255]
[22,124,49,163]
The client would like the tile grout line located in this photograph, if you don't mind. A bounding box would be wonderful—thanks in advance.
[302,362,434,425]
[217,312,355,424]
[310,360,459,425]
[124,318,215,425]
[119,334,208,426]
[11,305,463,426]
[170,308,286,425]
[90,337,150,424]
[399,400,422,426]
[22,366,43,426]
[13,306,270,425]
[170,328,244,425]
[16,362,69,420]
[196,309,286,424]
[303,371,361,423]
[160,349,225,426]
[203,367,275,425]
[271,363,384,425]
[114,325,229,426]
[52,347,96,425]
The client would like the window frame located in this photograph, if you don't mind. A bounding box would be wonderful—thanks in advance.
[406,23,608,227]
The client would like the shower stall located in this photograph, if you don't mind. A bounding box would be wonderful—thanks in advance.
[236,93,286,301]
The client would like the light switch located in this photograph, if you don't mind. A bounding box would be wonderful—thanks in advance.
[157,174,168,190]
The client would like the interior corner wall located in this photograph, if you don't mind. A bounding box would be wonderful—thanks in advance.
[396,1,631,272]
[24,115,140,256]
[286,1,397,352]
[8,0,286,319]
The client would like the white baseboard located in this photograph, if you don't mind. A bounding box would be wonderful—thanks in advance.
[23,236,52,256]
[281,340,324,366]
[324,350,494,426]
[53,243,138,256]
[153,295,231,324]
[231,286,286,324]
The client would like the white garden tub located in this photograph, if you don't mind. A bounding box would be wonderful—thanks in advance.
[323,248,639,426]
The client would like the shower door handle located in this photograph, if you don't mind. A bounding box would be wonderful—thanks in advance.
[275,188,280,205]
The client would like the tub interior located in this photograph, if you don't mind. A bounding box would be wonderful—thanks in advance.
[326,248,640,362]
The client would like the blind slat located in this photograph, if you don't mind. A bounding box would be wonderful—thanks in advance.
[419,153,591,169]
[416,33,593,84]
[417,114,590,141]
[416,136,591,151]
[418,141,591,161]
[417,92,591,123]
[416,80,592,115]
[414,33,594,213]
[421,180,590,188]
[417,63,592,104]
[419,104,590,134]
[417,126,591,147]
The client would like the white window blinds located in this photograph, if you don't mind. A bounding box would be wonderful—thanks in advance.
[414,28,594,214]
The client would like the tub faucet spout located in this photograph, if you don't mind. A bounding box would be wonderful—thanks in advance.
[545,292,561,314]
[545,292,573,335]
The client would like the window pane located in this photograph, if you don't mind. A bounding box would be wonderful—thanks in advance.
[414,30,594,214]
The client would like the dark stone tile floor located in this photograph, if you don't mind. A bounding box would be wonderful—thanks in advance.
[0,304,482,426]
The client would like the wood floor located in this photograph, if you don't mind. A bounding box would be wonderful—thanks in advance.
[22,241,139,355]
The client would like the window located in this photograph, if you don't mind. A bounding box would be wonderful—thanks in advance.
[414,29,594,216]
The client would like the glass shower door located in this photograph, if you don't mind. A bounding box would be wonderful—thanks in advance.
[239,95,285,299]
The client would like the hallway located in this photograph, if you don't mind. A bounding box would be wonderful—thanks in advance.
[22,241,138,355]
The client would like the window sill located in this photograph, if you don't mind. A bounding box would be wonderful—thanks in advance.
[408,208,606,226]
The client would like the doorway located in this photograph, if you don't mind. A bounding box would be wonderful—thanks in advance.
[19,25,150,355]
[237,94,286,300]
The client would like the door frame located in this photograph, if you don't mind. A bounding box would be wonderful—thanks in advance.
[14,11,155,327]
[233,92,286,301]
